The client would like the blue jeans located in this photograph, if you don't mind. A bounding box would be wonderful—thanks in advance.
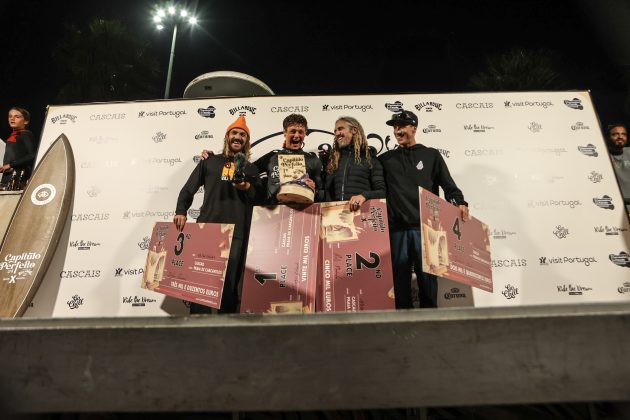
[389,229,437,308]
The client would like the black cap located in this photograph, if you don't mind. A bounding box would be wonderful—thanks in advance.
[386,110,418,127]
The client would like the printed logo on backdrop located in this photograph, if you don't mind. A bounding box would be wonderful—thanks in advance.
[491,228,517,240]
[457,102,494,110]
[464,123,494,133]
[553,225,569,239]
[67,295,84,309]
[271,106,309,113]
[593,195,614,210]
[123,295,157,307]
[385,101,404,112]
[491,258,527,268]
[114,267,145,277]
[504,100,553,109]
[443,287,467,300]
[138,236,150,250]
[188,208,200,219]
[193,155,202,164]
[50,114,78,124]
[588,171,603,183]
[60,270,101,278]
[518,146,568,157]
[539,256,597,266]
[229,105,256,116]
[618,282,630,294]
[86,186,101,198]
[138,109,187,119]
[145,186,168,194]
[594,225,628,236]
[571,121,590,130]
[89,135,118,145]
[437,148,451,159]
[464,148,504,157]
[578,144,598,157]
[557,284,593,296]
[564,98,584,110]
[528,199,581,209]
[195,130,213,140]
[72,213,110,222]
[609,251,630,268]
[197,106,216,118]
[89,113,125,121]
[70,240,101,251]
[502,284,519,299]
[484,174,497,186]
[414,101,443,112]
[529,174,565,184]
[152,131,167,143]
[322,104,373,112]
[80,160,118,169]
[0,252,41,284]
[122,210,175,220]
[31,184,56,206]
[137,157,182,167]
[422,124,442,133]
[528,122,542,133]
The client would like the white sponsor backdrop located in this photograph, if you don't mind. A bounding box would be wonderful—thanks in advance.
[26,92,630,317]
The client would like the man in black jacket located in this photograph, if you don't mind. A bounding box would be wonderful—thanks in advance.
[2,107,37,187]
[379,110,469,308]
[174,115,258,314]
[324,116,386,209]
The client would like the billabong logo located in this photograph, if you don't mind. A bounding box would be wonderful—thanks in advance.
[593,195,614,210]
[197,106,216,118]
[564,98,584,110]
[50,114,77,124]
[414,101,443,112]
[67,295,84,309]
[609,251,630,268]
[229,105,256,116]
[385,101,404,112]
[528,122,542,133]
[437,148,450,159]
[502,284,519,299]
[553,225,569,239]
[577,144,598,157]
[444,287,466,300]
[588,171,603,183]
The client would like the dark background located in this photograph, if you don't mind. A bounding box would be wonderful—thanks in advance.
[1,0,629,139]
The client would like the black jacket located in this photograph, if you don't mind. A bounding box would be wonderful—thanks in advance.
[325,147,386,201]
[2,129,37,181]
[267,148,323,203]
[379,144,466,230]
[176,154,259,239]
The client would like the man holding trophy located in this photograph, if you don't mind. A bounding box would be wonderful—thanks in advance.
[173,115,259,314]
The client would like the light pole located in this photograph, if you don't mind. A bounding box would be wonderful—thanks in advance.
[153,5,198,99]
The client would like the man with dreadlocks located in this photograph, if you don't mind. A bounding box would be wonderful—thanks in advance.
[174,115,259,314]
[324,116,386,210]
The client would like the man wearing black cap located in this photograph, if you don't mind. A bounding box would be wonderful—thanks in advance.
[379,110,469,308]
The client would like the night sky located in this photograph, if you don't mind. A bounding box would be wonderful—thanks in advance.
[1,0,628,138]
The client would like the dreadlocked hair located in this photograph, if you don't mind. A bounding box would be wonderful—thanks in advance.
[326,116,371,174]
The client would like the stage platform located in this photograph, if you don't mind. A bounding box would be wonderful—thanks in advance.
[1,302,629,413]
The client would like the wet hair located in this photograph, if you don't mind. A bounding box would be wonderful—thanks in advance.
[282,114,308,131]
[9,107,30,123]
[327,116,372,174]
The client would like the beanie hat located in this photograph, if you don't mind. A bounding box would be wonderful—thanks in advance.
[226,115,250,138]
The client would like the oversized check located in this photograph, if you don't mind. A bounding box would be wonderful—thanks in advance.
[141,222,234,309]
[419,187,493,292]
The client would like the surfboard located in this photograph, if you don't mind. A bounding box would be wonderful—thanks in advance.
[0,134,75,317]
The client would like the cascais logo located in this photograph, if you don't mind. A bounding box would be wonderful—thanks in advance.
[618,282,630,294]
[197,106,216,118]
[609,251,630,268]
[578,144,598,157]
[60,270,101,278]
[564,98,584,110]
[557,284,592,295]
[456,102,493,109]
[51,114,78,124]
[385,101,404,112]
[593,195,614,210]
[67,295,84,309]
[72,213,110,222]
[271,106,309,113]
[539,256,597,266]
[588,171,603,183]
[443,287,467,300]
[90,113,125,121]
[502,284,519,299]
[414,101,443,112]
[571,121,590,130]
[491,258,527,268]
[553,225,569,239]
[229,105,256,116]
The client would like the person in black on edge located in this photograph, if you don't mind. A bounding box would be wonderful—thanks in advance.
[1,107,37,188]
[174,115,259,314]
[379,110,469,309]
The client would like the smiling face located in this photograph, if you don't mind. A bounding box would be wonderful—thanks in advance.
[226,128,249,154]
[8,109,28,130]
[392,123,417,148]
[334,119,356,149]
[283,123,307,150]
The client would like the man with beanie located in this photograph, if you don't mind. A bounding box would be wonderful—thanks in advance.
[174,115,259,313]
[607,123,630,214]
[379,110,469,309]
